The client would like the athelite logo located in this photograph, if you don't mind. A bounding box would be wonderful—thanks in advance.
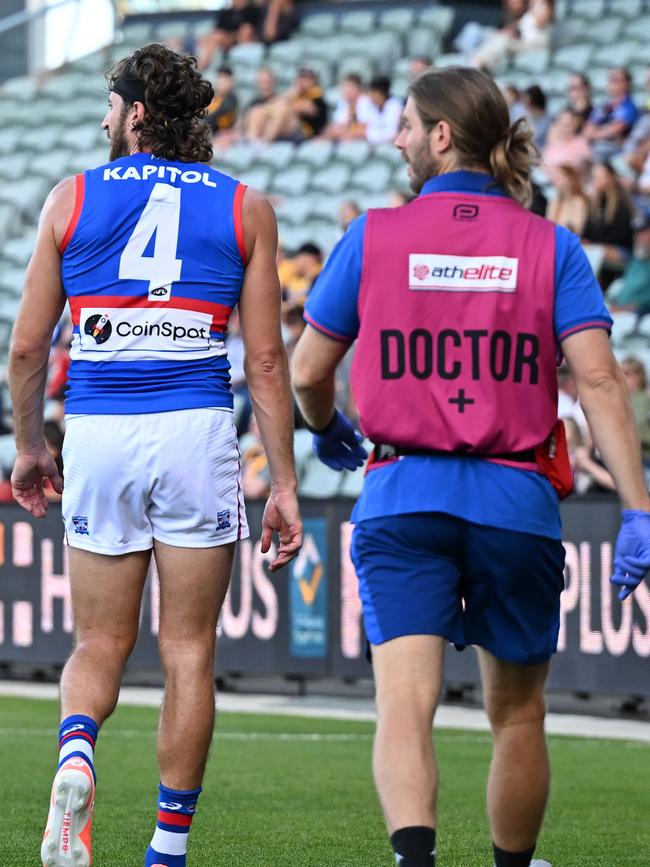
[159,802,184,811]
[61,723,86,736]
[409,254,518,293]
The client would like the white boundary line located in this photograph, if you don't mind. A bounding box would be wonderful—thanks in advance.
[1,682,649,743]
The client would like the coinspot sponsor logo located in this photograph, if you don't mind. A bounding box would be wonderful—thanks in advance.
[79,307,214,355]
[409,254,518,293]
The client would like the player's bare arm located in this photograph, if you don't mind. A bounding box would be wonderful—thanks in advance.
[291,324,350,430]
[8,177,75,517]
[562,328,650,512]
[238,187,302,571]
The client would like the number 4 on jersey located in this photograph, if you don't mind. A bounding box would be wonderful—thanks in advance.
[119,182,182,300]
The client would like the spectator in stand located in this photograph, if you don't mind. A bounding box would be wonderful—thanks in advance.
[502,83,526,122]
[388,190,412,207]
[43,421,64,503]
[522,84,551,150]
[557,364,587,433]
[546,164,589,235]
[584,67,638,161]
[281,300,307,364]
[457,0,527,60]
[623,68,650,175]
[582,161,635,275]
[196,0,263,70]
[472,0,554,71]
[241,67,278,138]
[565,73,593,132]
[246,67,327,143]
[408,56,432,80]
[261,0,299,45]
[542,110,592,174]
[339,200,362,232]
[364,76,403,145]
[620,356,650,467]
[608,213,650,316]
[205,67,239,138]
[279,242,323,306]
[324,74,374,142]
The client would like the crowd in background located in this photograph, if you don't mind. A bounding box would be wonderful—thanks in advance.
[3,0,650,501]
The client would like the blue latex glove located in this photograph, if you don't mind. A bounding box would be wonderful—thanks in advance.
[610,510,650,601]
[310,410,368,471]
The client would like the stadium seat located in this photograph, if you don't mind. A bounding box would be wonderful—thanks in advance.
[0,266,27,296]
[267,39,304,66]
[229,42,266,68]
[293,139,335,169]
[271,166,312,196]
[237,166,273,191]
[299,12,338,37]
[257,141,295,171]
[0,76,39,100]
[337,56,376,84]
[0,128,19,156]
[392,163,410,188]
[120,21,154,43]
[407,31,443,62]
[623,16,650,40]
[156,20,189,41]
[351,161,393,193]
[608,0,643,16]
[274,196,318,226]
[569,0,606,20]
[187,17,217,39]
[2,235,36,268]
[336,140,371,166]
[278,225,320,253]
[339,468,365,498]
[293,429,315,482]
[298,455,342,498]
[30,152,70,185]
[609,310,638,346]
[551,44,593,72]
[0,153,29,182]
[581,244,605,278]
[356,32,402,68]
[432,53,466,69]
[380,8,417,34]
[418,5,455,36]
[303,221,341,253]
[510,49,550,76]
[339,10,376,35]
[582,16,624,44]
[310,163,351,194]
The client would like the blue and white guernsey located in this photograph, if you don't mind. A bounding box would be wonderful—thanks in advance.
[60,152,247,414]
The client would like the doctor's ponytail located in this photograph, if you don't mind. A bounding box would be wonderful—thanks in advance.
[409,68,538,208]
[489,117,537,208]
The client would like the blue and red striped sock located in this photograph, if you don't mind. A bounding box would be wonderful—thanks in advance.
[144,783,202,867]
[57,714,98,782]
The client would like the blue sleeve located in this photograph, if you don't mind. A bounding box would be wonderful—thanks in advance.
[613,99,637,127]
[554,225,613,342]
[303,214,366,342]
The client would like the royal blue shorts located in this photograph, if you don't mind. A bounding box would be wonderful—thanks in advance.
[350,512,566,665]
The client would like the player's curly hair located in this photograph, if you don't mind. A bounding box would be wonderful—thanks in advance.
[409,67,537,207]
[107,43,214,163]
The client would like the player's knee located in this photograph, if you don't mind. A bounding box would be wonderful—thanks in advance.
[158,636,215,676]
[485,693,546,733]
[74,632,136,665]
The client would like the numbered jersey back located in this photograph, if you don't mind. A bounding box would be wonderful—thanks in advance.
[60,153,246,414]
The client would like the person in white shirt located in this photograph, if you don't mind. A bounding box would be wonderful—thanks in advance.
[324,73,375,141]
[364,76,403,145]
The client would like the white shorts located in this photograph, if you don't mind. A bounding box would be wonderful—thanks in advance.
[62,408,249,554]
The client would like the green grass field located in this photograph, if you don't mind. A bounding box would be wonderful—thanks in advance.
[1,696,649,866]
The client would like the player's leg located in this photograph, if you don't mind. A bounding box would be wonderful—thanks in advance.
[372,636,445,840]
[351,513,465,867]
[479,651,550,863]
[42,547,151,867]
[144,540,234,867]
[462,523,564,867]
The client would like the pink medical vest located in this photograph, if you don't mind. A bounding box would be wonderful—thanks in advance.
[351,192,558,459]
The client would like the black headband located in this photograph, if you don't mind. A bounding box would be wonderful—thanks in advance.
[111,72,146,105]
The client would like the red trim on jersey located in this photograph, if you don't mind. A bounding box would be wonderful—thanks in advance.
[233,182,247,265]
[59,174,85,254]
[68,295,233,331]
[157,811,193,827]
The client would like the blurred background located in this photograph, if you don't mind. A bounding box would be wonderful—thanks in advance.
[0,0,649,718]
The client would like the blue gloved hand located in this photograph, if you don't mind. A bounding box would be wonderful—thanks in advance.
[610,510,650,601]
[310,410,368,471]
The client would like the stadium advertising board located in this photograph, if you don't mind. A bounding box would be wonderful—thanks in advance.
[0,499,648,696]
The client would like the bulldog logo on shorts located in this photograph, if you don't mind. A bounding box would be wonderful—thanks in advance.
[72,515,89,535]
[217,509,231,530]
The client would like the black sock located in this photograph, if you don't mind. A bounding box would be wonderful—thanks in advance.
[390,826,436,866]
[493,843,536,867]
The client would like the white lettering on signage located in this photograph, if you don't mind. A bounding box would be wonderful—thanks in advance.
[409,254,518,292]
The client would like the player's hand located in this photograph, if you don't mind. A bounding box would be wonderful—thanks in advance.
[311,410,368,471]
[261,487,302,572]
[610,510,650,600]
[11,447,63,518]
